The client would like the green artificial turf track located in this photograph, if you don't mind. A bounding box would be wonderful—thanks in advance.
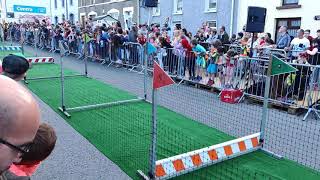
[26,64,320,180]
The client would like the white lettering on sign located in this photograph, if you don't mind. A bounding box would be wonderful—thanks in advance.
[17,7,33,12]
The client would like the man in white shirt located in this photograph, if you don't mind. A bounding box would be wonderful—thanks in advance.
[286,29,310,59]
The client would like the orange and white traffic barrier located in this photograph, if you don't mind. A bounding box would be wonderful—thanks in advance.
[155,133,261,179]
[27,57,54,64]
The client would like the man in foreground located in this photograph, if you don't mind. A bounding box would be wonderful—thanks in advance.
[0,75,40,179]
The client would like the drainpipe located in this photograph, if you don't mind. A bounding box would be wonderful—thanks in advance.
[66,0,69,20]
[50,0,52,22]
[230,0,235,36]
[137,0,140,25]
[4,0,7,21]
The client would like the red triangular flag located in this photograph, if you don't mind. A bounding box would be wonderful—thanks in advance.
[153,61,175,89]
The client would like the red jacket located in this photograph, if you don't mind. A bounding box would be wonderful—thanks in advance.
[307,36,314,50]
[181,39,192,52]
[181,38,194,59]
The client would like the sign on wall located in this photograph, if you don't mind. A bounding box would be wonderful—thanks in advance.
[13,5,46,14]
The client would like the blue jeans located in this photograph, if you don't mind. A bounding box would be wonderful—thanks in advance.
[138,46,144,65]
[178,55,185,76]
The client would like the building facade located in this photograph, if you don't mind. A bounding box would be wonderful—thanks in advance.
[78,0,139,30]
[0,0,52,22]
[51,0,79,24]
[236,0,320,40]
[139,0,237,35]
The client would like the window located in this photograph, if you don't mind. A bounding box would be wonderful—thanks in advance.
[62,0,65,7]
[283,0,298,5]
[54,0,57,9]
[207,20,217,28]
[152,0,160,16]
[62,14,65,21]
[173,0,183,14]
[70,0,73,6]
[205,0,217,12]
[275,18,301,41]
[107,9,120,20]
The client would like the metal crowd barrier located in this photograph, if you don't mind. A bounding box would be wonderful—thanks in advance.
[141,46,319,115]
[11,29,320,116]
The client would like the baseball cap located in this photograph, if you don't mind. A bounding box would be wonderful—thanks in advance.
[2,54,30,75]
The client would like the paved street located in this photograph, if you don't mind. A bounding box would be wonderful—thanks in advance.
[24,45,320,179]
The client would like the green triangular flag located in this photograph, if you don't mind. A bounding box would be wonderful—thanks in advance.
[271,55,297,76]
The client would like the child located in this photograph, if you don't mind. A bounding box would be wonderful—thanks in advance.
[225,50,238,87]
[207,46,223,86]
[216,47,227,88]
[191,39,207,81]
[8,123,57,178]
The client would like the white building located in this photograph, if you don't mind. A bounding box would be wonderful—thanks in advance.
[236,0,320,40]
[0,0,52,23]
[51,0,78,24]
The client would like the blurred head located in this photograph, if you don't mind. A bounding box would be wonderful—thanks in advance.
[162,31,168,37]
[220,26,226,33]
[216,46,224,55]
[317,29,320,37]
[117,28,123,34]
[279,26,288,33]
[18,123,57,165]
[191,39,198,47]
[297,29,304,38]
[212,29,217,35]
[264,33,272,40]
[227,49,237,58]
[174,30,180,38]
[0,76,40,174]
[155,32,161,38]
[237,32,244,39]
[2,55,30,81]
[304,29,311,38]
[182,28,187,36]
[212,40,222,48]
[241,37,249,45]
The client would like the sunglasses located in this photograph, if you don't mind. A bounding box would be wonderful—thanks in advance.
[0,138,32,154]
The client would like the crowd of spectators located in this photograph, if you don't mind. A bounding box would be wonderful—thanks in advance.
[0,19,319,87]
